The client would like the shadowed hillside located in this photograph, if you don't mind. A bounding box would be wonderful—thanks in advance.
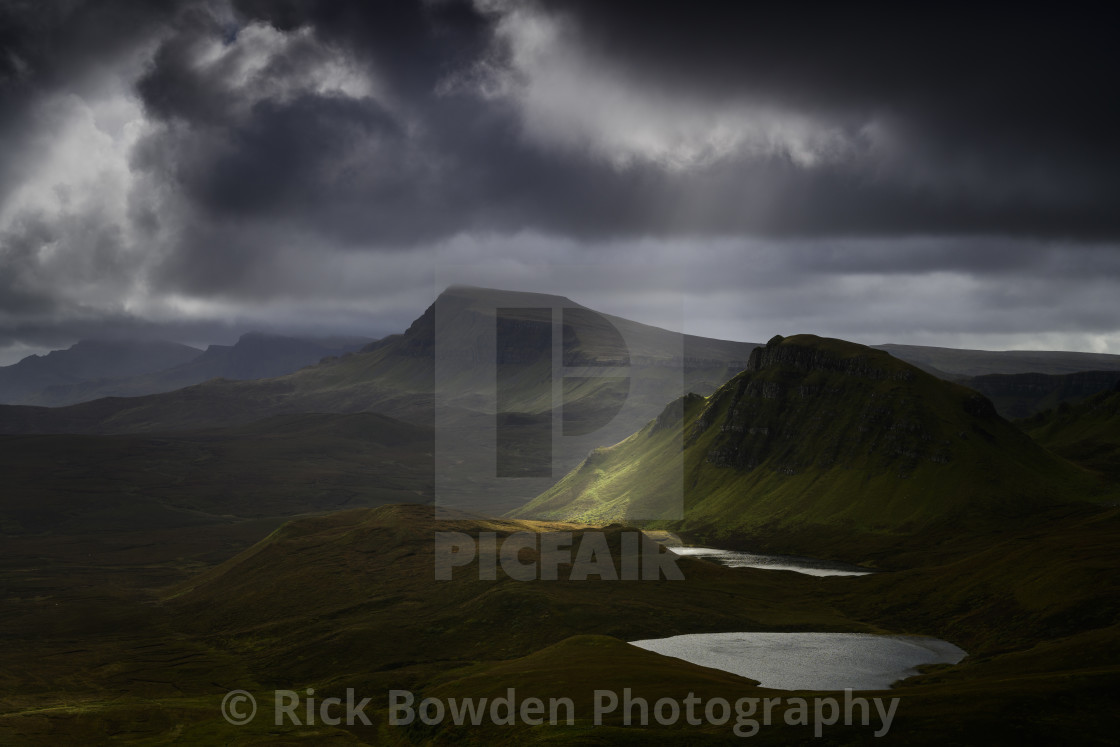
[1025,380,1120,481]
[959,369,1120,419]
[18,333,372,407]
[3,503,1116,744]
[0,339,201,404]
[0,412,434,537]
[0,287,755,437]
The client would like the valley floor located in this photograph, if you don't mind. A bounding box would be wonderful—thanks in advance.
[1,503,1118,745]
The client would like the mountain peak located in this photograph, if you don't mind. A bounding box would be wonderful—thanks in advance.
[519,332,1091,535]
[745,333,915,381]
[437,284,582,311]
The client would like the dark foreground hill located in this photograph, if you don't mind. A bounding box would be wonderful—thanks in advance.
[0,412,434,537]
[516,335,1111,548]
[2,503,1116,744]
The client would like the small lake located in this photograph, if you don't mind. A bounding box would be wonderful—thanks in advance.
[630,632,966,690]
[671,546,875,577]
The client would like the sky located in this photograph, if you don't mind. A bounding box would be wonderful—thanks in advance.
[1,0,1118,364]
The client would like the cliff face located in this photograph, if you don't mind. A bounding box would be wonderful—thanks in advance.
[745,335,913,380]
[692,334,991,478]
[519,333,1100,535]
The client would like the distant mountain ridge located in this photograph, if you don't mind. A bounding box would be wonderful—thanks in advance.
[4,287,1120,448]
[0,287,757,438]
[7,333,371,407]
[0,340,201,405]
[875,343,1120,378]
[873,344,1120,418]
[962,370,1120,420]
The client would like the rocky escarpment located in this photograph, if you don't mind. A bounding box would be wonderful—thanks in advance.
[744,334,914,381]
[691,335,993,478]
[518,331,1095,533]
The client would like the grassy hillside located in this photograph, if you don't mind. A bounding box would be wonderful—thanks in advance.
[0,286,754,437]
[166,506,860,679]
[0,412,434,537]
[1024,380,1120,481]
[516,335,1112,547]
[3,307,1119,743]
[3,503,1116,744]
[0,505,866,743]
[0,286,759,517]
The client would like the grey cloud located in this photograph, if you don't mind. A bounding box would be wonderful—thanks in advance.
[495,1,1120,238]
[0,190,139,311]
[467,235,1120,349]
[0,213,58,314]
[230,0,489,95]
[126,0,1120,253]
[531,2,1114,137]
[0,1,180,193]
[1,0,1118,357]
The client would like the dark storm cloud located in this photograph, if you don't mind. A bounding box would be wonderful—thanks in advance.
[0,311,217,352]
[6,0,1119,249]
[231,0,489,92]
[533,3,1112,108]
[180,96,404,220]
[0,0,181,189]
[530,1,1115,142]
[521,1,1120,239]
[125,2,714,292]
[1,0,1119,358]
[0,212,56,314]
[0,0,190,353]
[125,0,1120,257]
